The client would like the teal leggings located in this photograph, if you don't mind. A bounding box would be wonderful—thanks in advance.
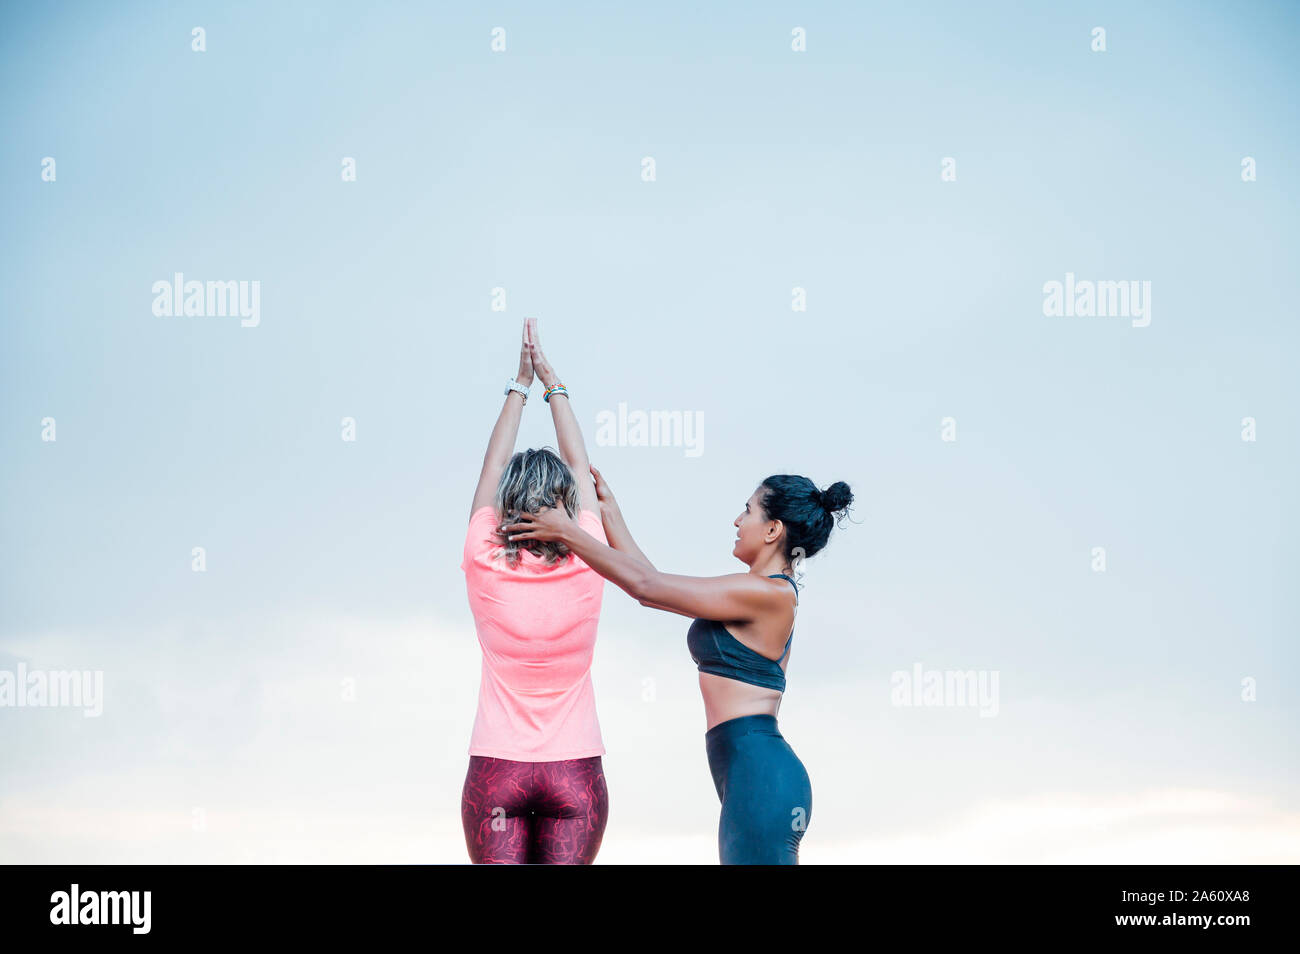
[704,714,812,864]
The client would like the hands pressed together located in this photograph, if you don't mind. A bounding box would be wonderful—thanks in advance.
[504,317,622,542]
[515,317,561,393]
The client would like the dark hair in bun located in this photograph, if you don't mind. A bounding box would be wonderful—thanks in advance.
[757,475,854,566]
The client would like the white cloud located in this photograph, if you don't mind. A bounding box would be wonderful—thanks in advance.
[3,614,1298,864]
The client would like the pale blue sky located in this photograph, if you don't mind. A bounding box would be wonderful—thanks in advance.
[1,0,1296,862]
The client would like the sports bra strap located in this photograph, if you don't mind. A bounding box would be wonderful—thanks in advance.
[767,572,798,600]
[777,630,794,664]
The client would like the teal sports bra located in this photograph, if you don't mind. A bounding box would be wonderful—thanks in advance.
[686,573,798,692]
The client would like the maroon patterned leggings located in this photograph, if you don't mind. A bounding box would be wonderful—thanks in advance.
[461,755,609,864]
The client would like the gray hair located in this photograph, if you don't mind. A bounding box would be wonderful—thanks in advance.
[491,447,582,568]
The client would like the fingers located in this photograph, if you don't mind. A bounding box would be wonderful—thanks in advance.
[528,321,548,362]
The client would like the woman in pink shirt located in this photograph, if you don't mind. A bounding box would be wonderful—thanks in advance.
[459,318,610,864]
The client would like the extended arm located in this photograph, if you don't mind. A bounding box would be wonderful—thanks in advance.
[590,466,692,614]
[591,464,654,571]
[601,501,693,614]
[572,524,777,622]
[503,508,781,623]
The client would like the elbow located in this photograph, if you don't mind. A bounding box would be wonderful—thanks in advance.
[629,567,657,605]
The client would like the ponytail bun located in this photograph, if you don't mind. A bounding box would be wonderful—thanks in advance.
[820,481,853,516]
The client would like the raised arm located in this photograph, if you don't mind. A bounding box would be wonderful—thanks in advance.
[470,320,533,520]
[591,464,694,613]
[528,320,598,514]
[590,465,655,572]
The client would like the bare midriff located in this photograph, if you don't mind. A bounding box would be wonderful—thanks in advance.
[698,577,796,731]
[699,672,784,731]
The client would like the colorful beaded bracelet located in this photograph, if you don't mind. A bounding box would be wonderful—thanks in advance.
[544,383,569,403]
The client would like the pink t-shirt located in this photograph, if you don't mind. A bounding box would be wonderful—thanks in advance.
[461,505,608,762]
